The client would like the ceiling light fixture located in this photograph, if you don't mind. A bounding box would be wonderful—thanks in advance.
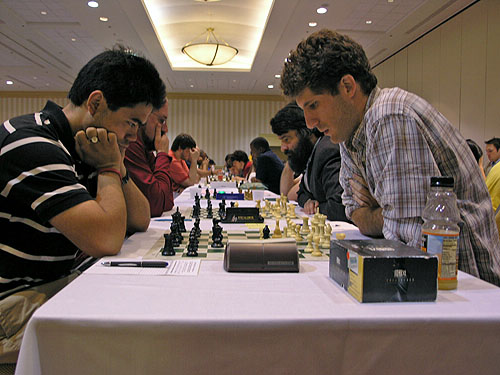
[366,20,372,24]
[88,1,99,8]
[274,74,281,79]
[99,17,108,22]
[40,11,47,15]
[309,22,318,27]
[6,80,13,85]
[181,27,238,66]
[267,84,274,89]
[316,7,328,14]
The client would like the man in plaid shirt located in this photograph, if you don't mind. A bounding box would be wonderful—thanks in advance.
[280,29,500,286]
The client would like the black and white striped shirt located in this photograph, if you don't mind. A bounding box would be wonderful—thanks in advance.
[0,101,94,298]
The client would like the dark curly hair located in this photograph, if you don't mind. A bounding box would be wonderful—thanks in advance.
[281,29,377,98]
[270,101,322,138]
[69,45,166,111]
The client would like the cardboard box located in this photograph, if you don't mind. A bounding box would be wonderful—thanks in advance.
[329,239,438,303]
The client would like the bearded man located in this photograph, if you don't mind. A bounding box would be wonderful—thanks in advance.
[270,102,348,221]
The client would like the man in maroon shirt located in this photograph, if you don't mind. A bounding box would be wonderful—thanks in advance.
[124,100,174,217]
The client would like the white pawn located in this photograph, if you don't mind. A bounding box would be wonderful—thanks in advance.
[294,224,303,242]
[304,232,314,253]
[300,217,310,235]
[311,234,323,257]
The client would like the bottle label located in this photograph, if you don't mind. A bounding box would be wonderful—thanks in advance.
[421,232,459,280]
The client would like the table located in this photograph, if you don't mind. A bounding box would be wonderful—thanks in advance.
[15,189,500,374]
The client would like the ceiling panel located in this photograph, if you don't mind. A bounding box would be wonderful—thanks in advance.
[0,0,476,94]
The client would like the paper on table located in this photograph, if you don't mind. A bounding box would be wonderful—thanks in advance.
[85,259,200,276]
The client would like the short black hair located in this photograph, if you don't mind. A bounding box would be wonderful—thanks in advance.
[485,137,500,151]
[171,133,196,151]
[68,45,166,111]
[230,150,249,164]
[250,137,270,153]
[281,29,377,98]
[466,139,483,163]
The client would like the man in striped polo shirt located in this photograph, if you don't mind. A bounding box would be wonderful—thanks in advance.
[0,46,166,361]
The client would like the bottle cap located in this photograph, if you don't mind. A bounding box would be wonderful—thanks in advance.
[430,176,454,188]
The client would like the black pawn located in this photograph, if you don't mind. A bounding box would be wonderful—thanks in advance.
[262,225,270,239]
[162,233,176,256]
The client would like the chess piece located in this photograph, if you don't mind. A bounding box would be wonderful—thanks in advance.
[262,225,271,239]
[300,217,310,235]
[311,234,323,257]
[294,224,303,242]
[335,232,346,240]
[161,233,176,256]
[272,219,282,238]
[304,232,314,253]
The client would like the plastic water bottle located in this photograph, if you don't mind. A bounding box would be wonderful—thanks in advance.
[421,176,461,290]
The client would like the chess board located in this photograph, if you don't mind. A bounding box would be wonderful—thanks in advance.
[143,229,331,261]
[182,207,225,220]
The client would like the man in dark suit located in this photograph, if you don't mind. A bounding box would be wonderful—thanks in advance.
[270,102,348,221]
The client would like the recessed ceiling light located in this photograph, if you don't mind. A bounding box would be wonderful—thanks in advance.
[366,20,372,24]
[33,76,37,80]
[267,84,274,89]
[309,22,317,27]
[71,38,76,42]
[40,11,47,15]
[88,1,99,8]
[99,17,108,22]
[274,74,281,79]
[190,84,194,88]
[388,0,394,2]
[316,7,327,14]
[6,80,13,85]
[45,83,50,86]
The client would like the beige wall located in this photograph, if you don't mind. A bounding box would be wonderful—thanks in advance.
[3,0,497,164]
[373,0,500,151]
[0,92,287,165]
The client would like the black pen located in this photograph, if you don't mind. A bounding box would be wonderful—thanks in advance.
[101,261,168,268]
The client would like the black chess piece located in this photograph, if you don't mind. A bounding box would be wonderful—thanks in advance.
[170,222,182,247]
[205,188,211,200]
[186,233,199,257]
[211,221,224,248]
[162,233,176,256]
[212,188,217,199]
[179,213,186,232]
[262,225,270,239]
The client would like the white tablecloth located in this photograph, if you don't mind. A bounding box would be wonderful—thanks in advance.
[14,187,500,374]
[16,262,500,374]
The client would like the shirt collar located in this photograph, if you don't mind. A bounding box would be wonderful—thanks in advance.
[40,100,76,157]
[344,86,380,152]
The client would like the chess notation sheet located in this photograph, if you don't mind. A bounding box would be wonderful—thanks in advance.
[86,259,201,276]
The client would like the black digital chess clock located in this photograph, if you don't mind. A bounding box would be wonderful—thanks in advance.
[221,207,264,223]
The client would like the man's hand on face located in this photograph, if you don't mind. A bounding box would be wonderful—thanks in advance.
[154,122,169,153]
[75,127,122,170]
[349,174,379,208]
[190,147,201,163]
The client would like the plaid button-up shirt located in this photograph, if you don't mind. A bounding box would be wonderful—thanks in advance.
[340,87,500,286]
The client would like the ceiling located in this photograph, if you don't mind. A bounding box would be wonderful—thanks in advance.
[0,0,476,95]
